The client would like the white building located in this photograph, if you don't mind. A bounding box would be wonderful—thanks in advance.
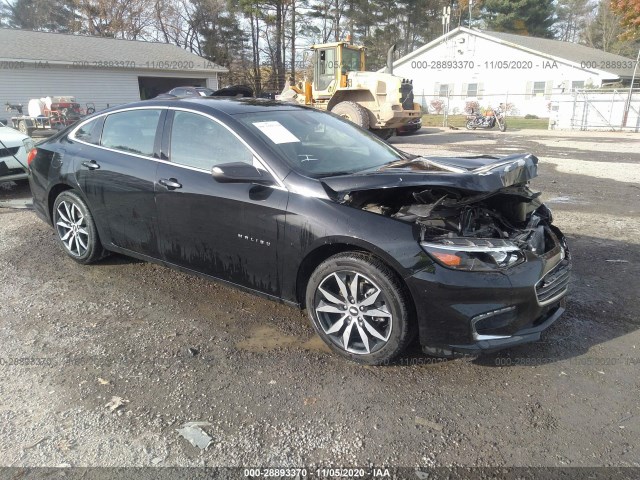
[0,28,227,117]
[390,27,637,118]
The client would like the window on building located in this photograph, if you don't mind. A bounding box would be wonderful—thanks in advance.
[533,81,546,96]
[466,83,478,97]
[439,84,450,97]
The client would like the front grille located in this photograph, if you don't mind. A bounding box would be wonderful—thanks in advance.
[536,261,570,305]
[400,82,414,110]
[0,146,20,158]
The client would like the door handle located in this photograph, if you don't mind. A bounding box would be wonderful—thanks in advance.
[81,160,100,170]
[159,178,182,190]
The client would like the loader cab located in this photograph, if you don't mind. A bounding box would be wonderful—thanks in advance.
[312,42,366,99]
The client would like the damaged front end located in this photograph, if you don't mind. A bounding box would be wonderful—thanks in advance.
[360,181,556,272]
[321,153,571,356]
[323,153,564,271]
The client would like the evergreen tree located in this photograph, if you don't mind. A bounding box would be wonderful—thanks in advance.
[1,0,80,32]
[481,0,556,38]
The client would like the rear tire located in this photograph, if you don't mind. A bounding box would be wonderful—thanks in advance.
[52,190,107,264]
[17,120,28,135]
[305,252,415,365]
[330,101,370,130]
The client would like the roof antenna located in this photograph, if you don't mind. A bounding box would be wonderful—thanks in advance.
[442,6,451,36]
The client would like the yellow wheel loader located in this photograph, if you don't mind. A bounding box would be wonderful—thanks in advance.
[278,41,422,140]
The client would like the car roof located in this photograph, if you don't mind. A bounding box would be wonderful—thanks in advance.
[124,97,303,115]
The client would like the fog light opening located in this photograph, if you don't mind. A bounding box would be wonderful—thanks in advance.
[472,306,517,341]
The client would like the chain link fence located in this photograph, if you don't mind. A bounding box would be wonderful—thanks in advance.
[414,89,640,132]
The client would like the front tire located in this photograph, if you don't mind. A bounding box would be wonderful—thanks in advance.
[330,101,370,130]
[305,252,415,365]
[52,190,106,264]
[498,120,507,132]
[466,120,476,130]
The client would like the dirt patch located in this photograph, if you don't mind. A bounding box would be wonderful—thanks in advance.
[0,129,639,468]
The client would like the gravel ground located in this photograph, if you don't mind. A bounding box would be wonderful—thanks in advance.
[0,128,638,469]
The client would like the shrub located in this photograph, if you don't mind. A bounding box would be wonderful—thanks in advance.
[430,99,445,114]
[524,114,539,119]
[465,100,480,114]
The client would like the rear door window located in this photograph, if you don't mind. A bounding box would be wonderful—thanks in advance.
[101,109,161,157]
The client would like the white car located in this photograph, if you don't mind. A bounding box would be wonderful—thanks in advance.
[0,125,34,182]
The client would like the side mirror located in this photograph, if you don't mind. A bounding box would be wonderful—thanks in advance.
[211,162,276,186]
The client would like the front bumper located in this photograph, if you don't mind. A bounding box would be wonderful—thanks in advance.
[431,302,565,357]
[406,229,571,357]
[0,157,28,181]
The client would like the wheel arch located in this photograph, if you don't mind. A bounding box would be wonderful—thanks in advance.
[327,90,376,112]
[47,183,75,224]
[295,241,416,317]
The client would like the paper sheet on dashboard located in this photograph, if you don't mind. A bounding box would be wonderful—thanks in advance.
[252,121,300,144]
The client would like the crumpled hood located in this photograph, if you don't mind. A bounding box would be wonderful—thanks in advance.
[321,153,538,195]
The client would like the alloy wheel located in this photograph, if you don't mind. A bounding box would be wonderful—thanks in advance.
[55,200,89,257]
[314,271,393,355]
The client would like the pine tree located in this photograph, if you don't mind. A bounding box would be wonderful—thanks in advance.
[1,0,80,32]
[481,0,556,38]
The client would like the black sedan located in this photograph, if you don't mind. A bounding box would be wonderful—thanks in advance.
[27,98,570,364]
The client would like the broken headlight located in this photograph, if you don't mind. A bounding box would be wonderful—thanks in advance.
[421,238,525,271]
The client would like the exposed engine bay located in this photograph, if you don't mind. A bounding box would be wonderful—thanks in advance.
[347,184,553,256]
[318,153,566,265]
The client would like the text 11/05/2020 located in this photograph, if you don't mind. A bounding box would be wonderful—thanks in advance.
[409,60,560,70]
[243,467,392,477]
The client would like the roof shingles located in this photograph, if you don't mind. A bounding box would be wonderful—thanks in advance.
[485,30,636,78]
[392,27,636,79]
[0,28,227,73]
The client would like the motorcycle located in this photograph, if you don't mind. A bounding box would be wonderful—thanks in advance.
[466,105,507,132]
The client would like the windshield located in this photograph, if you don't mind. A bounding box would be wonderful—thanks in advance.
[235,109,404,177]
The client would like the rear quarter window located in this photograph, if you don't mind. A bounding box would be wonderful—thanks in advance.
[74,117,104,145]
